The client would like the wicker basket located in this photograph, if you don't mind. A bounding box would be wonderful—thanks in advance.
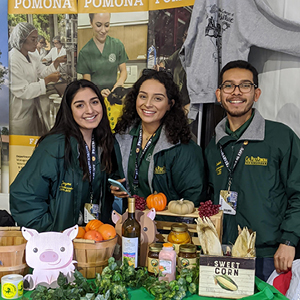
[73,235,118,278]
[0,227,29,280]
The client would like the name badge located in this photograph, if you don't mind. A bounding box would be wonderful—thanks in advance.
[219,190,238,215]
[84,203,100,224]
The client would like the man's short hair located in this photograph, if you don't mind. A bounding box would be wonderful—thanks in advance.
[219,60,259,87]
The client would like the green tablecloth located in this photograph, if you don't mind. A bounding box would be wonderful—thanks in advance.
[0,277,287,300]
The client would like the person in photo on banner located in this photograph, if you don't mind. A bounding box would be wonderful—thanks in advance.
[10,79,117,232]
[77,13,128,99]
[205,60,300,281]
[42,35,67,71]
[110,69,206,214]
[9,22,67,136]
[34,35,47,61]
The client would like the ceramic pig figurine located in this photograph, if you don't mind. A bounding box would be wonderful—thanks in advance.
[112,209,157,266]
[22,225,78,290]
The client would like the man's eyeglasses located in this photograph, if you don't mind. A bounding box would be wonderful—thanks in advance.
[220,81,258,94]
[142,68,173,80]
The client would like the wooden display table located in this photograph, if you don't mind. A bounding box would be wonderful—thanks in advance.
[143,208,223,246]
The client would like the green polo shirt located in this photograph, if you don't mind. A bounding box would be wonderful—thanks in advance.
[225,111,254,139]
[77,36,128,91]
[127,124,162,198]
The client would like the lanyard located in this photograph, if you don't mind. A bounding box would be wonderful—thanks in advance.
[133,126,157,186]
[85,135,96,202]
[219,140,248,191]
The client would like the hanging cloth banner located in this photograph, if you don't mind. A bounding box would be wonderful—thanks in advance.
[149,0,194,11]
[8,0,78,14]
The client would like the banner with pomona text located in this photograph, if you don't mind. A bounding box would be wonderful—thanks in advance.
[8,0,194,184]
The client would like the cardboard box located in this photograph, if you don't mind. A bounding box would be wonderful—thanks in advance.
[199,254,255,299]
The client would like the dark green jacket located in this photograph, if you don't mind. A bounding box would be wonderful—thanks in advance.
[205,110,300,257]
[114,126,206,207]
[10,134,113,232]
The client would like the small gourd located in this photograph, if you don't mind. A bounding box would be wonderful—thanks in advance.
[168,198,195,215]
[146,192,167,211]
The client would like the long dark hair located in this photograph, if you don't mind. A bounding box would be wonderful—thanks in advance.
[37,79,114,178]
[114,69,191,144]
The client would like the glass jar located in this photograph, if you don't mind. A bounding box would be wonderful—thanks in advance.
[178,244,198,270]
[147,243,163,275]
[167,223,191,253]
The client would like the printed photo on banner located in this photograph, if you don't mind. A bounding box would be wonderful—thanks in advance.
[0,2,9,193]
[148,6,193,118]
[77,12,148,131]
[8,13,78,137]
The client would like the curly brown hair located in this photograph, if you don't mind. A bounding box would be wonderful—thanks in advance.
[114,69,191,144]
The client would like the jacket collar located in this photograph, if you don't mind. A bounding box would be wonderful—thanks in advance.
[215,108,265,144]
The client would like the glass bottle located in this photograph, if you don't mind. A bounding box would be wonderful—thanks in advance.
[158,243,176,282]
[122,197,141,268]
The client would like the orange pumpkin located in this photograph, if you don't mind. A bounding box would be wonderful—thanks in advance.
[84,230,103,242]
[76,227,86,239]
[85,219,103,232]
[146,192,167,211]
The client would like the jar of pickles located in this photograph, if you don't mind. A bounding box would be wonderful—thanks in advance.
[147,243,163,275]
[178,244,198,270]
[167,223,191,253]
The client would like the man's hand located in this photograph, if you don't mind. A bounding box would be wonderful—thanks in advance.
[274,244,295,273]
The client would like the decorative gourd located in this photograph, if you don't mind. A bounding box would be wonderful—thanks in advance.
[168,198,195,215]
[146,192,167,211]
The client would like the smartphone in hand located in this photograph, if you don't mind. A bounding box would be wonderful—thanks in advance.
[108,178,131,197]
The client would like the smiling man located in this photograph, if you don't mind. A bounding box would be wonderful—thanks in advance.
[205,60,300,281]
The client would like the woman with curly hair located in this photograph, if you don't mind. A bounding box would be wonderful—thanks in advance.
[10,79,116,232]
[110,69,206,208]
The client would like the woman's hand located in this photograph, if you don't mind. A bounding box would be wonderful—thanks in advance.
[101,89,111,98]
[44,72,61,85]
[110,178,129,198]
[53,55,67,69]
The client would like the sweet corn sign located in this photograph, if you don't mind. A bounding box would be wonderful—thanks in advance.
[199,255,255,299]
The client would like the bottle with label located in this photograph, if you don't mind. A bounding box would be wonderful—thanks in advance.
[147,243,163,275]
[122,197,141,268]
[178,244,198,270]
[158,243,176,282]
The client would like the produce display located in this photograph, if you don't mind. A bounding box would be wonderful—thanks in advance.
[168,199,195,215]
[146,192,167,211]
[133,194,147,211]
[20,257,199,300]
[232,225,256,258]
[75,220,117,242]
[195,217,223,256]
[198,200,221,218]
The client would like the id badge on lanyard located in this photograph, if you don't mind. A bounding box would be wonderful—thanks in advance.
[219,141,248,215]
[83,136,100,223]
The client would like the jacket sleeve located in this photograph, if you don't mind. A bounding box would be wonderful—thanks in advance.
[9,140,62,232]
[171,141,207,207]
[279,131,300,246]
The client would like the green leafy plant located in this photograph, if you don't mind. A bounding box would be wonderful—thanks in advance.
[21,257,199,300]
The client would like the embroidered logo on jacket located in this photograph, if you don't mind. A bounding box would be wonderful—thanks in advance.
[154,166,166,174]
[245,156,268,166]
[216,161,224,175]
[59,180,73,192]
